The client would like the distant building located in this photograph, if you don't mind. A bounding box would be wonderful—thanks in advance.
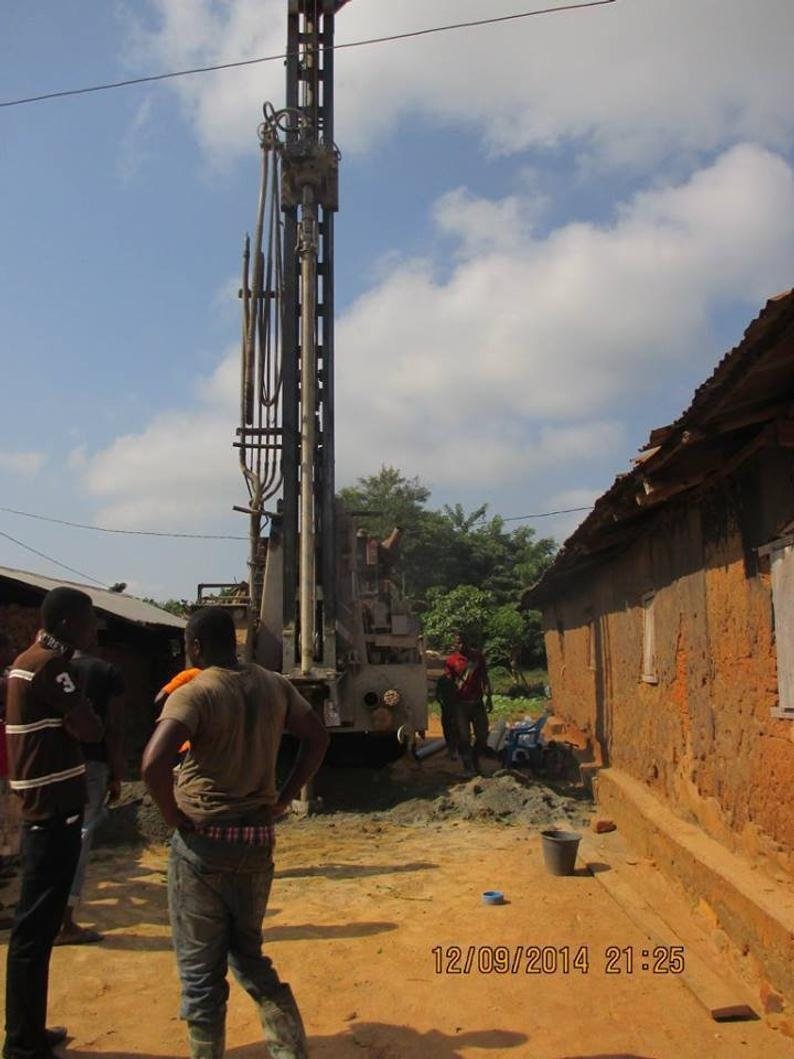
[0,566,185,760]
[524,291,794,999]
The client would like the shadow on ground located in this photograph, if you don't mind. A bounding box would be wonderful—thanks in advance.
[263,920,397,942]
[71,1020,529,1058]
[311,761,465,813]
[275,860,436,879]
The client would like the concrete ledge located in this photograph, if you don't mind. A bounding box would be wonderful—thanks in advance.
[595,767,794,1002]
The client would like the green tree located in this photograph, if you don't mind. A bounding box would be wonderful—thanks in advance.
[422,585,493,651]
[339,467,465,604]
[338,466,429,540]
[485,605,531,682]
[338,466,556,667]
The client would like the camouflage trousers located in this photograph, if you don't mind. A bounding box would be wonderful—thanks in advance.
[168,828,308,1059]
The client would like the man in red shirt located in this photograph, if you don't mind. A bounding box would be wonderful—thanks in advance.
[444,631,493,775]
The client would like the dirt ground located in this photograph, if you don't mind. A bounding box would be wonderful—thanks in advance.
[1,734,791,1059]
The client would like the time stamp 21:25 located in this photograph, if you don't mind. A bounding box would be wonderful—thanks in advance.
[431,945,686,976]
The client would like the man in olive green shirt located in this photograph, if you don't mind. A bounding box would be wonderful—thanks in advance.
[142,607,328,1059]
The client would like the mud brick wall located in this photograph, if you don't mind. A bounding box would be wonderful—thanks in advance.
[543,445,794,875]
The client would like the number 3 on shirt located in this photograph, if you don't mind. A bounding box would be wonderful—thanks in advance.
[55,671,77,694]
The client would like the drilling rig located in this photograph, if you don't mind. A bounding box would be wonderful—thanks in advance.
[199,0,428,765]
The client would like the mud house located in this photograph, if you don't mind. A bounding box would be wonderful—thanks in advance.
[524,290,794,1002]
[0,566,185,760]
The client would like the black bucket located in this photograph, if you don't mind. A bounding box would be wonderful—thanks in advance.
[540,829,581,876]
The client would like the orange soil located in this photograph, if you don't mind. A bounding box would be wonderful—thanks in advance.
[2,803,792,1058]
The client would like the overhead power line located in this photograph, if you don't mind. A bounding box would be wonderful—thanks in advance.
[502,505,592,522]
[0,501,589,538]
[0,528,107,588]
[0,505,247,541]
[0,1,616,110]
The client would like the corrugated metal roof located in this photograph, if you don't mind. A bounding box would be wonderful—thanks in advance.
[524,289,794,607]
[0,566,186,631]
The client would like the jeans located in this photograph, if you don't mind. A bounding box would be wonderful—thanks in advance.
[168,827,307,1056]
[68,760,108,908]
[4,812,83,1059]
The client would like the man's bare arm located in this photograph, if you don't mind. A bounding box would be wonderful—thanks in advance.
[141,718,193,829]
[275,708,330,813]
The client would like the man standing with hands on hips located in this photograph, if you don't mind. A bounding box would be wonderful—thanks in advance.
[142,607,329,1059]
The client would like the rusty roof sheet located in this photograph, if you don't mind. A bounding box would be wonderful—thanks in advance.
[0,565,186,630]
[524,289,794,607]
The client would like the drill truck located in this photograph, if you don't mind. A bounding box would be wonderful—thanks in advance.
[200,0,428,766]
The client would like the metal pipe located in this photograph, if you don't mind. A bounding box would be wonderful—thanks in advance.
[240,233,251,435]
[320,4,337,668]
[244,496,262,663]
[245,148,269,426]
[412,738,447,761]
[299,186,317,675]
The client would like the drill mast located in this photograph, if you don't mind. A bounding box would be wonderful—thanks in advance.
[231,0,427,756]
[239,1,344,678]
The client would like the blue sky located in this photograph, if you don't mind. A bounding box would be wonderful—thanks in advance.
[2,0,794,600]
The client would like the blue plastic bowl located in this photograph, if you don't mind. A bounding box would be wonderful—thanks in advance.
[481,890,505,905]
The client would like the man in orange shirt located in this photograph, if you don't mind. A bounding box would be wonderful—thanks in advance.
[155,669,201,755]
[156,668,201,703]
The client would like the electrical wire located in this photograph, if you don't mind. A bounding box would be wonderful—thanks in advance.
[0,505,247,541]
[0,528,107,587]
[0,1,616,110]
[0,502,588,591]
[502,505,592,522]
[0,500,589,538]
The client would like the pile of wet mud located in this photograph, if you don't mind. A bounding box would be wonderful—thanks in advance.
[97,763,592,847]
[94,782,173,847]
[382,771,592,828]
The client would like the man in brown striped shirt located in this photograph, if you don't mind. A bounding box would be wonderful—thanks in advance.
[3,587,102,1059]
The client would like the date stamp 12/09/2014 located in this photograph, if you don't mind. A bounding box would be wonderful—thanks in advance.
[431,945,685,977]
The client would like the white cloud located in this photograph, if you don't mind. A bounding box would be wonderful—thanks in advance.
[433,188,541,257]
[82,145,794,526]
[128,0,794,166]
[67,446,87,471]
[82,349,242,528]
[335,144,794,481]
[0,451,47,475]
